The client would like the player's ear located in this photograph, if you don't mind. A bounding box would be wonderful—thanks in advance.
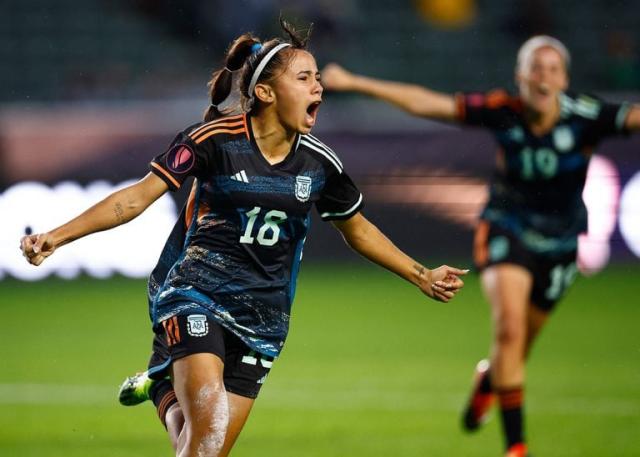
[255,83,275,104]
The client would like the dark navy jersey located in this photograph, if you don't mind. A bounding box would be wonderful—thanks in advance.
[148,113,363,357]
[456,90,630,255]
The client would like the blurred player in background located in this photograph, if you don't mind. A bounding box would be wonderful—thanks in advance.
[321,35,640,457]
[20,18,467,457]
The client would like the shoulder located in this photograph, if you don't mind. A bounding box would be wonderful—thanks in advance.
[184,114,248,146]
[559,92,606,120]
[482,89,523,112]
[456,89,523,124]
[299,134,344,173]
[457,89,521,110]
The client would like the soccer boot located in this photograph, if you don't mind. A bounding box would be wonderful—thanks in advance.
[505,442,529,457]
[118,371,154,406]
[462,359,495,431]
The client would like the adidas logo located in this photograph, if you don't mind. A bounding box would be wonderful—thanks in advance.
[230,170,249,183]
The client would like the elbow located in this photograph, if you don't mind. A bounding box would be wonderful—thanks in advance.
[344,226,372,250]
[125,198,145,214]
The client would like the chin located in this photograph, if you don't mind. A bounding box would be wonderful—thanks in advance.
[527,97,553,115]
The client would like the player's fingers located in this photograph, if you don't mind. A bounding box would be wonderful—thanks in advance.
[20,235,33,253]
[445,267,470,276]
[33,234,45,254]
[434,277,464,290]
[20,237,40,260]
[31,255,45,266]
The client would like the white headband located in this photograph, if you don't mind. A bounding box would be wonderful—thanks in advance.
[248,43,292,98]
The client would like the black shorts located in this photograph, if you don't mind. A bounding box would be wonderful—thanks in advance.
[147,314,273,399]
[474,221,579,311]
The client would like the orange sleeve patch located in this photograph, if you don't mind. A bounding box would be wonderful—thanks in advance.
[485,89,511,109]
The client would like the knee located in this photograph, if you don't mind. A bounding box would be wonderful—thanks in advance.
[187,384,229,434]
[494,316,526,348]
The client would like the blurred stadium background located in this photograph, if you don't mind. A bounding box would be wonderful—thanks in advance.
[1,1,639,456]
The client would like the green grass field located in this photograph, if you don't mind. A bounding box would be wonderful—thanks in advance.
[1,263,639,457]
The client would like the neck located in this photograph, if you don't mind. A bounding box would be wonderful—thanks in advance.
[251,111,297,164]
[524,97,561,135]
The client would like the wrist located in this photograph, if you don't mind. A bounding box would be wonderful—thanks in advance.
[411,263,430,287]
[350,74,369,92]
[49,228,68,249]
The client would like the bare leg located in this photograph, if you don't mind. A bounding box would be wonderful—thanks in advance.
[525,303,550,358]
[162,378,255,456]
[482,264,532,452]
[165,402,185,452]
[482,264,532,388]
[219,393,255,457]
[172,353,229,457]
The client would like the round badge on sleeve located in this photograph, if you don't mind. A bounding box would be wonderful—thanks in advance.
[166,144,195,174]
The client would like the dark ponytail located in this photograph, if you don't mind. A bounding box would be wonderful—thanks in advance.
[279,16,312,49]
[203,17,313,121]
[204,33,260,121]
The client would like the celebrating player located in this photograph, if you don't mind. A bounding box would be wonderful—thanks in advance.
[321,36,640,457]
[20,19,467,457]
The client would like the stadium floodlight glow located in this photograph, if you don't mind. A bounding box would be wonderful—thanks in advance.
[0,181,178,281]
[620,171,640,258]
[577,155,620,275]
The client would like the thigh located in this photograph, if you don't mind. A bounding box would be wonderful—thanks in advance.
[481,263,533,326]
[171,352,227,426]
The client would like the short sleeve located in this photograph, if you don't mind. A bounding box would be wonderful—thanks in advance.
[149,130,212,191]
[455,89,521,130]
[316,168,363,221]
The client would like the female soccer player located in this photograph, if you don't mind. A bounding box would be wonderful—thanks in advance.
[321,36,640,457]
[20,19,467,457]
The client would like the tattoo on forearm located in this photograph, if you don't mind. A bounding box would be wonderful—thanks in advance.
[114,202,125,224]
[413,264,425,278]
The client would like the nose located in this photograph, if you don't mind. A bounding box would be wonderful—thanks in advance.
[314,79,323,96]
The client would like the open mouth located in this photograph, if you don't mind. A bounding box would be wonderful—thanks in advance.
[305,101,322,126]
[536,83,551,96]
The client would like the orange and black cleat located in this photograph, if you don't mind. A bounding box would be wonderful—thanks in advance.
[505,442,529,457]
[461,359,494,431]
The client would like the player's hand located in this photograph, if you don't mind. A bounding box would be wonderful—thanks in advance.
[20,233,56,266]
[321,63,356,92]
[420,265,468,302]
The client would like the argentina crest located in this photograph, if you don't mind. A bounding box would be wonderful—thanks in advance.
[294,175,312,202]
[187,314,209,337]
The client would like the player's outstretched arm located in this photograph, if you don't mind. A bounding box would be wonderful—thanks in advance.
[332,212,467,302]
[321,63,458,122]
[20,172,169,266]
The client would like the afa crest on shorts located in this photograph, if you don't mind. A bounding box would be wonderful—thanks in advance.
[187,314,209,337]
[294,176,312,202]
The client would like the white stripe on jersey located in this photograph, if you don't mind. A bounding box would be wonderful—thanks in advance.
[300,139,343,173]
[321,193,363,219]
[304,134,343,169]
[294,133,302,152]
